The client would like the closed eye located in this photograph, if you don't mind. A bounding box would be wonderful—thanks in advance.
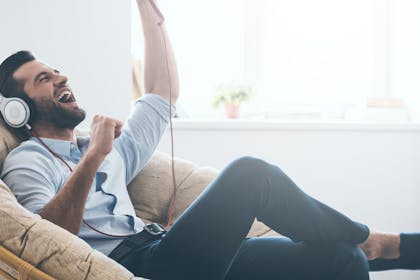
[40,75,50,82]
[34,71,51,84]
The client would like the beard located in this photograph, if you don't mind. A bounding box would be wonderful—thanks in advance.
[32,97,86,129]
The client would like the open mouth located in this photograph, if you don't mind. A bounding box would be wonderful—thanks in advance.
[56,89,76,104]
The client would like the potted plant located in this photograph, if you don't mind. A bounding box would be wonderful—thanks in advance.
[212,83,254,118]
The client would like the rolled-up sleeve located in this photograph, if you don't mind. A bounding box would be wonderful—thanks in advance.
[114,94,176,184]
[1,151,58,214]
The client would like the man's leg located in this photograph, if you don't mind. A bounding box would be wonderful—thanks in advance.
[125,157,370,279]
[226,237,369,280]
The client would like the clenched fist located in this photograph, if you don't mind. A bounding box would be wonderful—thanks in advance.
[88,115,123,157]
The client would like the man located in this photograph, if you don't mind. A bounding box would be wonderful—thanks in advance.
[0,0,372,279]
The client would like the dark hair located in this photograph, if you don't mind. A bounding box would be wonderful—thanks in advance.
[0,51,36,137]
[0,50,35,98]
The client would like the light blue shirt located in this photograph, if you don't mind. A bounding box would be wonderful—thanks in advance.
[1,94,175,256]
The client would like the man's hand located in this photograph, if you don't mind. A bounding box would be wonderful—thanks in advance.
[359,231,401,260]
[38,115,123,234]
[89,115,123,157]
[137,0,165,24]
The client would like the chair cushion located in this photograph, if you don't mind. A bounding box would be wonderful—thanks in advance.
[0,121,24,171]
[128,152,205,225]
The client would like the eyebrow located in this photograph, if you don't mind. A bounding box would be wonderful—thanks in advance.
[33,69,60,84]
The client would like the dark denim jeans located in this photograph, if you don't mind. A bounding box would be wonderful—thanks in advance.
[113,157,370,280]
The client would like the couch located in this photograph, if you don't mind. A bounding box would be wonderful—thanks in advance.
[0,122,276,280]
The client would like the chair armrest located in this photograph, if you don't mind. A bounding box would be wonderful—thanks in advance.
[0,245,55,280]
[0,181,135,280]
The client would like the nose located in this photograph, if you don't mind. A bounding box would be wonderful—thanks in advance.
[54,73,68,87]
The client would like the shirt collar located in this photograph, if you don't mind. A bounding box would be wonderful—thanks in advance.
[31,136,80,158]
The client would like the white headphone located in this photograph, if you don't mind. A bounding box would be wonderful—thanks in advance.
[0,92,31,129]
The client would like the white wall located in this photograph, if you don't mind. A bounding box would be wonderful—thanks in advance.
[158,120,420,280]
[0,0,132,127]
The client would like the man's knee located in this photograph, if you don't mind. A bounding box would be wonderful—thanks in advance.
[213,156,271,194]
[228,156,272,175]
[332,244,369,279]
[347,245,369,268]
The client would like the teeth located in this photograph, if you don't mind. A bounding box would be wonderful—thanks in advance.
[57,91,71,102]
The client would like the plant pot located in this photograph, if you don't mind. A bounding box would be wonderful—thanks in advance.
[224,103,240,118]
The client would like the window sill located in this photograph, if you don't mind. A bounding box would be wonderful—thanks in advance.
[171,118,420,132]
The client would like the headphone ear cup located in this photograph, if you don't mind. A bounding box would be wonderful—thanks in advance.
[1,97,31,128]
[17,94,36,124]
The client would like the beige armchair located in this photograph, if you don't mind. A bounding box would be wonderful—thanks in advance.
[0,123,275,280]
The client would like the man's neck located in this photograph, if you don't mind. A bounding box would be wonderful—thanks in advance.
[31,124,75,141]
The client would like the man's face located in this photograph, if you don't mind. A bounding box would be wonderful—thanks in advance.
[13,60,86,129]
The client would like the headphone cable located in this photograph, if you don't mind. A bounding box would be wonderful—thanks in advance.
[29,0,177,236]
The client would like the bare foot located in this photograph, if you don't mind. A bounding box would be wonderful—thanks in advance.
[359,231,401,260]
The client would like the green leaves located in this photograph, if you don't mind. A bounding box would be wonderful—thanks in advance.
[212,83,254,108]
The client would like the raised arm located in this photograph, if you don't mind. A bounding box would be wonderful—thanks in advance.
[136,0,179,104]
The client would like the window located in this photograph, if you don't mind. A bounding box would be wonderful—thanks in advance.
[131,0,420,121]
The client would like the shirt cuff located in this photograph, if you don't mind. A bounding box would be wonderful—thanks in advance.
[135,93,176,121]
